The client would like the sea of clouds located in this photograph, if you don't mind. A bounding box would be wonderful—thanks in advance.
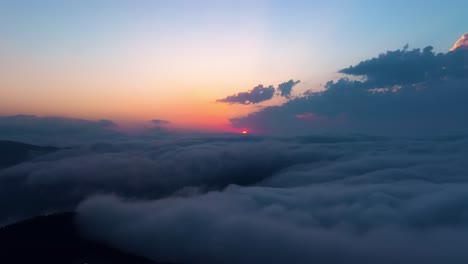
[2,134,468,263]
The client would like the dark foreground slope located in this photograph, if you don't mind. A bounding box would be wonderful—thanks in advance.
[0,212,168,264]
[0,140,60,169]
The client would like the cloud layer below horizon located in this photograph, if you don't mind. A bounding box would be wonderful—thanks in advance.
[0,115,123,145]
[1,132,467,263]
[71,134,468,264]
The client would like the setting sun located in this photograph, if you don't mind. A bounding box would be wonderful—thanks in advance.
[242,130,248,134]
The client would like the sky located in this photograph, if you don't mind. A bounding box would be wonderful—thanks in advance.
[0,0,467,132]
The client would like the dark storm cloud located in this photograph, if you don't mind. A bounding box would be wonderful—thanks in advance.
[277,79,300,98]
[217,84,276,104]
[232,47,468,135]
[151,119,171,125]
[0,115,122,145]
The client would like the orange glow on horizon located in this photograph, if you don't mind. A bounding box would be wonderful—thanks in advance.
[242,130,248,134]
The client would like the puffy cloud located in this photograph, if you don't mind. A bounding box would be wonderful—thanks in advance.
[78,188,468,264]
[277,79,301,98]
[233,78,468,135]
[451,33,468,51]
[232,46,468,135]
[0,115,122,145]
[217,80,302,105]
[75,135,468,264]
[0,135,347,223]
[2,133,468,262]
[340,46,468,85]
[217,85,276,105]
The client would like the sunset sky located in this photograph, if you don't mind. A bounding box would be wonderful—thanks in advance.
[1,0,467,132]
[3,2,468,262]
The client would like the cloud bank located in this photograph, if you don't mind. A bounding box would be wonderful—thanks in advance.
[0,135,338,223]
[74,135,468,264]
[232,47,468,135]
[340,45,468,84]
[1,132,468,263]
[0,115,122,145]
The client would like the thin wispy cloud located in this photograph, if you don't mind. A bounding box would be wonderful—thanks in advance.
[151,119,171,125]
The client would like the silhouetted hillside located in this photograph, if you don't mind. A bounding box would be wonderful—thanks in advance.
[0,140,59,169]
[0,212,170,264]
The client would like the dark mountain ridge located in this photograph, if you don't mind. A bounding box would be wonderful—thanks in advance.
[0,212,171,264]
[0,140,60,169]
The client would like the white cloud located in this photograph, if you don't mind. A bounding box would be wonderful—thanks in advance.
[450,33,468,51]
[2,134,468,262]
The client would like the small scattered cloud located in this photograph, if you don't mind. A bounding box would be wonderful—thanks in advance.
[217,85,276,105]
[277,80,301,98]
[151,119,171,125]
[217,80,301,105]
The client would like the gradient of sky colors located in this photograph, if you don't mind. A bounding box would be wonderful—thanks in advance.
[0,0,467,131]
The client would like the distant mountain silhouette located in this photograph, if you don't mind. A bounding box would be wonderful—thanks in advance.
[0,140,60,169]
[0,212,173,264]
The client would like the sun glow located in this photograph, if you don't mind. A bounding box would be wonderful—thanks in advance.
[242,130,248,134]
